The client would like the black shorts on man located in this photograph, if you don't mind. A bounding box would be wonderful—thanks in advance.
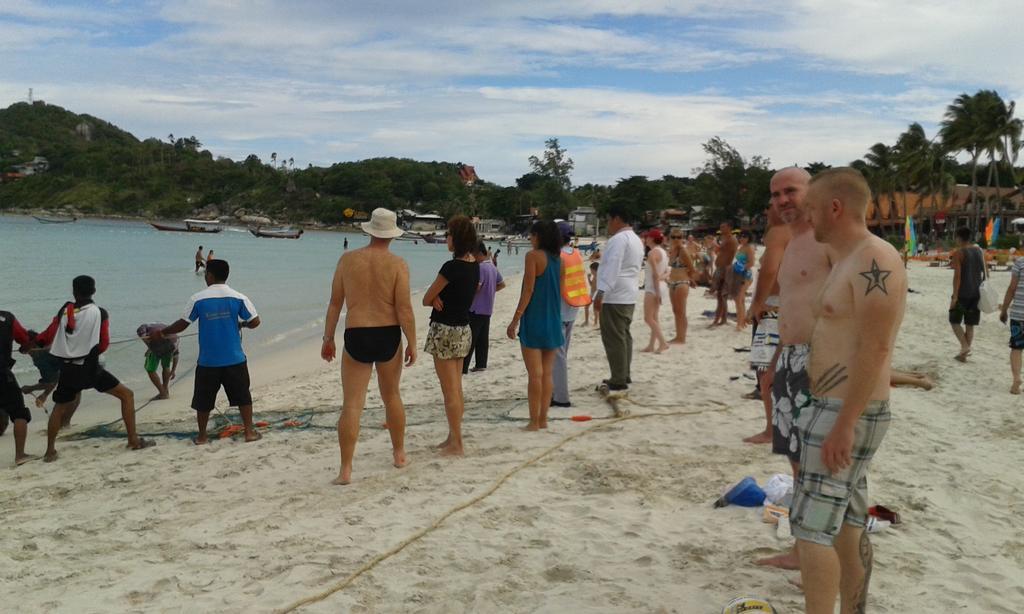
[52,358,120,403]
[949,296,981,326]
[192,362,252,412]
[2,374,32,423]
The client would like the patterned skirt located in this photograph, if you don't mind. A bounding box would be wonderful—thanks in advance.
[424,321,472,360]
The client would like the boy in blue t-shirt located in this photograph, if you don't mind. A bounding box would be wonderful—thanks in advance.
[152,259,262,444]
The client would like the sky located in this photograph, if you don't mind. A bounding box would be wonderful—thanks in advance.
[1,0,1022,185]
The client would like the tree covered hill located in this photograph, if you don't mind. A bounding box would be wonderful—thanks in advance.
[0,101,474,221]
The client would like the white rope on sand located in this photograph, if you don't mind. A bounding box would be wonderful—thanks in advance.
[275,402,729,613]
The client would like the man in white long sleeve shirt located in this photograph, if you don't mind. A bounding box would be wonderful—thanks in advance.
[593,206,644,390]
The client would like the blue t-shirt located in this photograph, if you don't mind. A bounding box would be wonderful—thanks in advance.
[183,284,258,367]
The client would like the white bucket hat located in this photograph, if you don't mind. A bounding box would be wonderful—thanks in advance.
[361,208,405,239]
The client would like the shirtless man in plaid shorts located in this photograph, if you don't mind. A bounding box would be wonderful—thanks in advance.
[795,168,906,614]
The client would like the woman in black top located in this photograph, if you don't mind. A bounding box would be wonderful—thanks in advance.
[423,216,480,456]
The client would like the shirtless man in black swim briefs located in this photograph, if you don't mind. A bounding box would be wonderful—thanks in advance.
[321,208,416,485]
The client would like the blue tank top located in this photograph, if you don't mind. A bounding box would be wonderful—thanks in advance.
[519,253,566,350]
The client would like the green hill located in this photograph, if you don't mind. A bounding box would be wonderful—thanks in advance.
[0,101,474,221]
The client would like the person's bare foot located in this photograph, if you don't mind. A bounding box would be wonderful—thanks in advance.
[655,343,669,354]
[755,550,800,570]
[439,444,464,457]
[1012,381,1021,395]
[669,337,685,344]
[522,423,541,431]
[743,430,772,444]
[539,420,548,429]
[332,467,352,485]
[128,438,155,451]
[15,454,40,466]
[393,449,408,468]
[640,345,654,353]
[192,436,209,446]
[43,450,58,463]
[918,377,935,391]
[157,392,169,400]
[244,430,263,443]
[436,436,451,449]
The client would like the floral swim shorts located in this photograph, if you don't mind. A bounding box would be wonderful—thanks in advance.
[771,343,810,463]
[424,321,472,360]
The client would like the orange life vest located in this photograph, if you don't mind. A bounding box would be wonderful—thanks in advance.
[561,248,592,307]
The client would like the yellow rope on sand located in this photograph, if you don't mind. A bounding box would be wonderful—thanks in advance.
[275,403,727,613]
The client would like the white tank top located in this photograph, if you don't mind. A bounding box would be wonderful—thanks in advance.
[50,303,102,360]
[644,246,669,293]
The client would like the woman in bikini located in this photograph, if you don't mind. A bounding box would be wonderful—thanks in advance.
[732,230,756,331]
[666,230,695,344]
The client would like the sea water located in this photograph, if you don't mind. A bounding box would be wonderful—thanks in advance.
[0,215,524,392]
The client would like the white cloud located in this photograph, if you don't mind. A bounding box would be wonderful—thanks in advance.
[1,0,1020,186]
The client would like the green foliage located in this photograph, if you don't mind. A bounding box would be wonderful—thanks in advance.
[690,137,773,225]
[0,102,474,221]
[528,138,574,190]
[884,234,905,250]
[995,234,1020,250]
[608,176,672,223]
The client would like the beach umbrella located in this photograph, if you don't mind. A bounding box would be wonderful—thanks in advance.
[904,216,917,255]
[1012,218,1024,225]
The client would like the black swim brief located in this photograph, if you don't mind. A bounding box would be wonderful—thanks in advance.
[344,326,402,364]
[52,358,120,404]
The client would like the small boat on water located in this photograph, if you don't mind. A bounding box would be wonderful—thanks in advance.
[250,226,303,239]
[150,219,223,233]
[33,215,77,224]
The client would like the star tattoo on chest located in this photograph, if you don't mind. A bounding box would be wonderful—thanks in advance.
[859,259,891,296]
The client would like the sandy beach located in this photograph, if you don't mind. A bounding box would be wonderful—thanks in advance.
[2,262,1023,613]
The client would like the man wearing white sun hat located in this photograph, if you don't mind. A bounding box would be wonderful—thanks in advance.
[321,208,416,485]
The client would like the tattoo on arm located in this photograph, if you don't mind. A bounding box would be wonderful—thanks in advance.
[812,363,848,396]
[853,530,873,614]
[859,259,892,296]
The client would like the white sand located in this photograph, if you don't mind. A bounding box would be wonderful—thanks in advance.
[2,262,1023,613]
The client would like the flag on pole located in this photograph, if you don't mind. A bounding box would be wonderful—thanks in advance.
[991,218,1001,247]
[905,216,917,256]
[985,218,995,245]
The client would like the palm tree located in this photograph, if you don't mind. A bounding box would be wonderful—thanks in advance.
[862,143,898,232]
[894,123,931,219]
[940,90,1007,231]
[987,97,1022,227]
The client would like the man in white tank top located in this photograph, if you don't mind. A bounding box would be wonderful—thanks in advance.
[34,276,153,462]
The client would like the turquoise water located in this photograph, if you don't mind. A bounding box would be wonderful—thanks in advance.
[0,214,523,390]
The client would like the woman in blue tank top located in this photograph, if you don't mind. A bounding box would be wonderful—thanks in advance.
[507,221,565,431]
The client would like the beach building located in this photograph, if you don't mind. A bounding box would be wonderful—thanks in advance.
[12,156,49,176]
[474,218,505,235]
[867,185,1024,240]
[568,206,598,237]
[402,211,446,232]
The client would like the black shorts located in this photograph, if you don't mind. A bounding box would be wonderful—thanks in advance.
[1,374,31,423]
[52,359,120,403]
[344,326,401,364]
[192,362,252,412]
[949,297,981,326]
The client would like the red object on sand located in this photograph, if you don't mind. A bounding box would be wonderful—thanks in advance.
[570,415,592,422]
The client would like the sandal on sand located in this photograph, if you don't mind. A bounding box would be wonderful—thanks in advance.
[129,438,156,451]
[868,504,901,525]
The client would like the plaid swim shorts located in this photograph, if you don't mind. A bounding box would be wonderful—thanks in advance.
[790,397,891,547]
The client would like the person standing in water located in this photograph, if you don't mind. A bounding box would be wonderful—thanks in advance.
[322,208,416,485]
[423,216,479,456]
[195,246,205,273]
